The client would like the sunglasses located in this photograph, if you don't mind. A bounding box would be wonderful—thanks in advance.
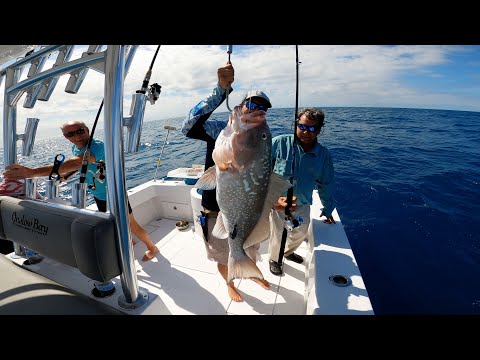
[297,123,320,132]
[63,127,86,138]
[244,101,269,112]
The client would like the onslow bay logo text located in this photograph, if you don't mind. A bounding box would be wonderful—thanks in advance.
[11,211,49,236]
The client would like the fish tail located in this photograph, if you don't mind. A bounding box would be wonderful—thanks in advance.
[227,255,263,283]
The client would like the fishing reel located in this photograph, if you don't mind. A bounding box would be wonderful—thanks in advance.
[148,83,162,105]
[87,160,106,190]
[285,215,303,232]
[95,160,106,182]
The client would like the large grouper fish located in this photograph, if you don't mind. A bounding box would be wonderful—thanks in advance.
[195,105,290,283]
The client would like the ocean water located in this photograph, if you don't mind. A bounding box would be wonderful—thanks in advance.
[1,107,479,315]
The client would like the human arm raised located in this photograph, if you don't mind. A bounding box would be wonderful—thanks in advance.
[181,62,234,141]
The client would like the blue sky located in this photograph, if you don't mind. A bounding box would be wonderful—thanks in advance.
[1,45,479,143]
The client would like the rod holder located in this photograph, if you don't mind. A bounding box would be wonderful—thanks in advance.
[38,45,75,101]
[22,54,48,108]
[15,117,39,156]
[23,85,42,108]
[26,54,48,78]
[71,182,87,209]
[44,179,59,199]
[65,45,102,94]
[124,93,147,153]
[25,177,37,198]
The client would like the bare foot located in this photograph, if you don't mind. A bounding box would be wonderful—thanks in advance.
[227,282,243,302]
[142,246,159,262]
[251,277,270,289]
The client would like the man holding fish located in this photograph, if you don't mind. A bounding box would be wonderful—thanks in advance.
[182,62,290,302]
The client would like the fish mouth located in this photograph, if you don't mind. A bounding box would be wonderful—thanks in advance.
[241,121,264,129]
[237,109,266,130]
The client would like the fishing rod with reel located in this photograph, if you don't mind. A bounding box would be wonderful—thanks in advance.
[72,45,163,209]
[137,45,162,105]
[277,45,303,268]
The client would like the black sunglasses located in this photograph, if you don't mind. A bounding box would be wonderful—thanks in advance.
[63,127,86,138]
[297,123,320,132]
[244,101,269,112]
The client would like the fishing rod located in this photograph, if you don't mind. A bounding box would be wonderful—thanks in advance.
[78,45,162,185]
[153,125,176,181]
[277,45,301,267]
[225,45,233,112]
[137,45,161,95]
[79,100,103,184]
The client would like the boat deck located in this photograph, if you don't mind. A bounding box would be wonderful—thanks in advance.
[7,218,308,315]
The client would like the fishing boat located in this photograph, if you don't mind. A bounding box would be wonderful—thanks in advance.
[0,45,373,315]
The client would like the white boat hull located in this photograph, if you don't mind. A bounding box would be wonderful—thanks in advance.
[2,177,373,315]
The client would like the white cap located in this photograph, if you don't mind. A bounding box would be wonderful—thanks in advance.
[242,90,272,108]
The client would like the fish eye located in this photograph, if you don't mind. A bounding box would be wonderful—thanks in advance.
[261,133,267,140]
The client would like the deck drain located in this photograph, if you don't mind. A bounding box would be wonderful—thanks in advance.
[176,220,189,230]
[329,274,351,287]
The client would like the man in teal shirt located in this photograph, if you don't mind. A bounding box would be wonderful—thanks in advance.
[269,108,337,276]
[4,120,159,263]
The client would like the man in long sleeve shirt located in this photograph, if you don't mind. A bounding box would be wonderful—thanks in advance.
[268,108,337,276]
[181,62,273,302]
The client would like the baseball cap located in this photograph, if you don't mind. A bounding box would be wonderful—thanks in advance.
[242,90,272,108]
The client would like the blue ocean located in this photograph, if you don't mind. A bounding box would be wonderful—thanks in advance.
[1,107,479,315]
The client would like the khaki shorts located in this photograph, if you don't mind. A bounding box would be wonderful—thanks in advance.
[202,211,229,265]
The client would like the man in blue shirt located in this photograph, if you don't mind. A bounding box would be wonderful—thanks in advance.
[268,108,337,275]
[3,121,159,262]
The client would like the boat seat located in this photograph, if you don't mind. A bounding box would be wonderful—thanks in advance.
[0,195,121,282]
[0,255,123,315]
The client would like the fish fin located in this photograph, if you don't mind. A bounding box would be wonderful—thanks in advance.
[195,166,217,190]
[243,173,291,248]
[243,212,270,249]
[268,173,292,203]
[244,244,260,262]
[227,255,263,282]
[212,212,229,239]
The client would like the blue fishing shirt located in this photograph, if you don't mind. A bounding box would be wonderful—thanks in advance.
[181,84,231,212]
[72,139,107,201]
[181,84,230,140]
[272,134,336,217]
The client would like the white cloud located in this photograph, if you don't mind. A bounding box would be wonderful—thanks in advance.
[1,45,478,144]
